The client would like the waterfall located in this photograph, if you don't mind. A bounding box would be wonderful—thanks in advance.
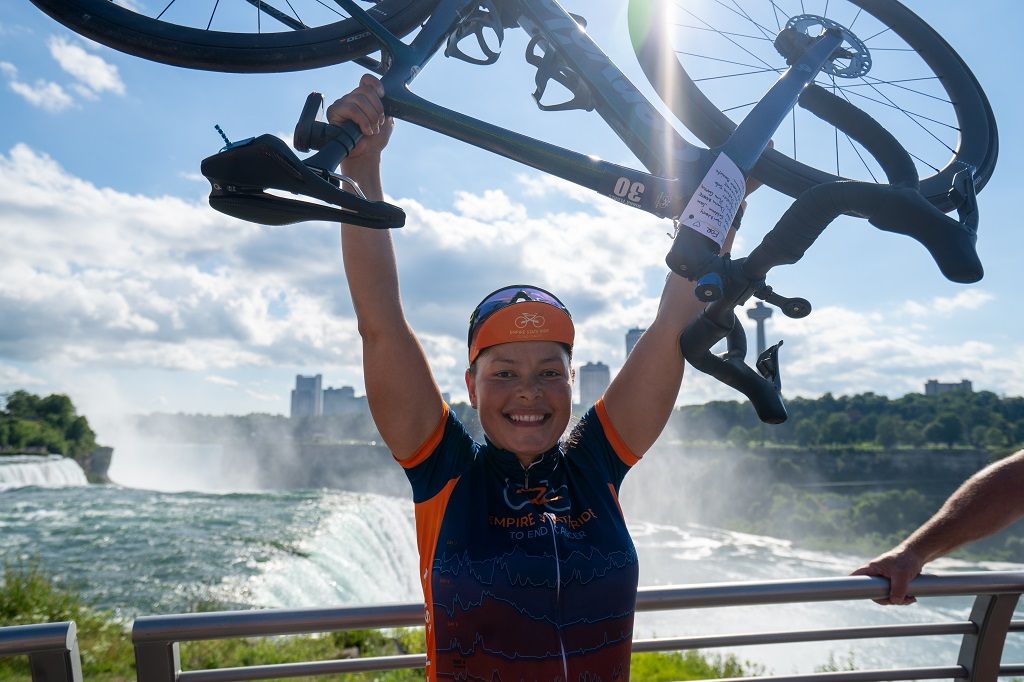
[237,491,421,608]
[0,455,89,491]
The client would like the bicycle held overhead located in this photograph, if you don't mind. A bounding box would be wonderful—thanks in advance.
[27,0,998,424]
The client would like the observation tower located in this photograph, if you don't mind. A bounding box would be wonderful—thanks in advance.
[746,302,774,357]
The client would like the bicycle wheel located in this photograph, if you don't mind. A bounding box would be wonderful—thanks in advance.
[629,0,997,211]
[29,0,439,73]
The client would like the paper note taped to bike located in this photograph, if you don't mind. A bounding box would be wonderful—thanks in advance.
[678,153,744,249]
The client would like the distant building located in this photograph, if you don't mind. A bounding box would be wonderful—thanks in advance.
[925,379,973,396]
[578,361,610,408]
[626,328,645,358]
[323,385,368,416]
[290,374,323,418]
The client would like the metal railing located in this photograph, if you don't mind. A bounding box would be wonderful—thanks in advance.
[127,571,1024,682]
[0,621,83,682]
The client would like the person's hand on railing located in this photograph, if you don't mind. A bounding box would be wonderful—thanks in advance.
[852,450,1024,606]
[851,546,925,605]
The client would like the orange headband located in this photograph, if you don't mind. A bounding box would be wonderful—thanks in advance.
[468,301,575,364]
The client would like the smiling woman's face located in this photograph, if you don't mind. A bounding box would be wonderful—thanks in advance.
[465,341,573,464]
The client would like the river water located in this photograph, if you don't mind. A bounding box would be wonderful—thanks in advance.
[1,454,1022,674]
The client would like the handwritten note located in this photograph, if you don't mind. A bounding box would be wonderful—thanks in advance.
[678,153,745,248]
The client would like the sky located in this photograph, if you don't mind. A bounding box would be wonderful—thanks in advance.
[1,0,1022,428]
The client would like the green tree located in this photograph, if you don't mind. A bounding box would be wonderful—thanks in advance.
[794,419,819,447]
[5,390,40,419]
[38,394,76,430]
[820,413,852,445]
[924,413,964,447]
[983,426,1008,449]
[874,415,901,449]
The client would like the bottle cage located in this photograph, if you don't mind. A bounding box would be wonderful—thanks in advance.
[524,16,595,113]
[444,0,505,66]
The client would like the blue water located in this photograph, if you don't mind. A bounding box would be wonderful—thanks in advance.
[2,459,1022,673]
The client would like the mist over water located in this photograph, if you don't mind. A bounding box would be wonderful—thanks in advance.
[5,427,1022,673]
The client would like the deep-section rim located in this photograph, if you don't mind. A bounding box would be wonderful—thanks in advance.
[629,0,998,211]
[27,0,440,73]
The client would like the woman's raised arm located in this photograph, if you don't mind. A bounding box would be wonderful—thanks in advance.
[330,74,443,460]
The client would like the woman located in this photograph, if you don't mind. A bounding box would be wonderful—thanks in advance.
[331,74,749,681]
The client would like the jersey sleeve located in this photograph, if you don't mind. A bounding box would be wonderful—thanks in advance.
[396,403,477,503]
[566,399,641,489]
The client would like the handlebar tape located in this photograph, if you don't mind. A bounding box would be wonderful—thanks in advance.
[798,84,919,188]
[679,313,788,424]
[303,120,363,172]
[742,181,982,283]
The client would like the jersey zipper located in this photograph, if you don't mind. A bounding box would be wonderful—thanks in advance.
[545,511,569,682]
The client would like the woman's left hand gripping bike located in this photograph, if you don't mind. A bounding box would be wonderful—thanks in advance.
[29,0,998,423]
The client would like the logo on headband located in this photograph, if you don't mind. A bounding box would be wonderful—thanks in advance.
[514,312,546,329]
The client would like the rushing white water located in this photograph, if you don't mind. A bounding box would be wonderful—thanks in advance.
[3,483,1022,673]
[230,491,422,607]
[0,455,89,491]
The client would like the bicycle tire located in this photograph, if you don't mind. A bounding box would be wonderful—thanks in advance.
[629,0,997,212]
[28,0,439,73]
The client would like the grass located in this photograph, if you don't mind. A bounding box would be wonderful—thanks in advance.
[1,563,761,681]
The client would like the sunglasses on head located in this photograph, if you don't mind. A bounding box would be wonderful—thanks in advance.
[467,285,570,346]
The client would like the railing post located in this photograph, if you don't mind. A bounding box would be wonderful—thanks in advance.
[956,592,1020,681]
[134,641,180,682]
[0,621,82,682]
[28,642,84,682]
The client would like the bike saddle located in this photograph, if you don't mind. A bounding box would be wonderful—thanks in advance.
[200,134,405,229]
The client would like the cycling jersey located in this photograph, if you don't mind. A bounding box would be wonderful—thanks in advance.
[399,400,640,682]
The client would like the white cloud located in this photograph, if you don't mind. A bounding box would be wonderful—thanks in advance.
[7,78,75,112]
[47,36,125,96]
[0,146,1018,413]
[899,289,995,317]
[205,375,240,388]
[0,364,45,388]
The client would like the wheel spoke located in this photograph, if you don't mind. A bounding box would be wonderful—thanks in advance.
[636,0,991,197]
[675,50,782,73]
[768,1,784,31]
[155,0,176,22]
[671,2,778,72]
[243,0,308,30]
[694,67,786,83]
[839,84,959,134]
[282,0,305,25]
[854,78,957,154]
[848,8,862,30]
[673,23,772,42]
[860,75,951,105]
[719,0,775,42]
[205,0,221,30]
[722,100,759,113]
[861,26,891,43]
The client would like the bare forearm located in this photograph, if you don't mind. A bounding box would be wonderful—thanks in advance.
[340,157,406,336]
[902,451,1024,561]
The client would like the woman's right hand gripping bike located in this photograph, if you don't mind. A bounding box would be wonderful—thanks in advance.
[29,0,998,424]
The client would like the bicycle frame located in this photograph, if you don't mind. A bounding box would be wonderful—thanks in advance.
[205,0,983,423]
[347,0,840,222]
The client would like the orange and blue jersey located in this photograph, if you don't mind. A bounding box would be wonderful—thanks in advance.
[399,399,641,681]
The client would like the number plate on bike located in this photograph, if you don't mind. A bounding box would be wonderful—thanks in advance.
[678,153,744,248]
